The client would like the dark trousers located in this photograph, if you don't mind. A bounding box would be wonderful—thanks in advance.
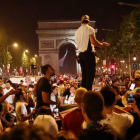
[79,52,96,90]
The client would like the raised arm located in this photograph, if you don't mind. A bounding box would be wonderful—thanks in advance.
[20,109,36,122]
[90,34,110,48]
[0,89,17,104]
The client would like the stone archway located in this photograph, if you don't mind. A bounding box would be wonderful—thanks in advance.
[59,43,76,74]
[57,39,81,74]
[36,21,96,74]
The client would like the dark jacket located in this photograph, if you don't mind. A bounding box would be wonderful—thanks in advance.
[79,123,124,140]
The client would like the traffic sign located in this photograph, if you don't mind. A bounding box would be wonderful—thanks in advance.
[133,63,137,71]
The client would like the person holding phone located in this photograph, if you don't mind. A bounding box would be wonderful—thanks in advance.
[100,86,134,137]
[50,85,60,118]
[122,71,140,107]
[0,89,18,133]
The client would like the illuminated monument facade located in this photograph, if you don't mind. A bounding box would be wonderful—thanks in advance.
[36,20,96,74]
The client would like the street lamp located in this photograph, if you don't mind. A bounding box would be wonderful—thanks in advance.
[7,43,18,51]
[13,43,18,47]
[133,55,137,62]
[25,49,28,53]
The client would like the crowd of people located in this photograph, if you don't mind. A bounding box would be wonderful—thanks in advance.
[1,14,139,140]
[0,64,140,140]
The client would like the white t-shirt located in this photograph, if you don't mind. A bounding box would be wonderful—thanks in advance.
[4,87,14,104]
[100,112,134,137]
[50,93,59,118]
[15,102,29,124]
[34,115,58,136]
[64,95,75,104]
[50,93,56,111]
[75,24,95,53]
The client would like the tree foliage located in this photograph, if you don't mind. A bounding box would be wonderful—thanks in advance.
[102,8,140,59]
[30,57,36,65]
[10,42,26,70]
[0,29,12,67]
[21,52,29,68]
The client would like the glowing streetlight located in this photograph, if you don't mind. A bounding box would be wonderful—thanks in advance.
[13,43,18,47]
[25,49,28,53]
[7,43,18,51]
[133,55,137,62]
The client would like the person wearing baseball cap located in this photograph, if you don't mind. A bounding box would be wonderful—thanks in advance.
[81,15,90,22]
[75,15,110,90]
[100,86,134,137]
[79,91,123,140]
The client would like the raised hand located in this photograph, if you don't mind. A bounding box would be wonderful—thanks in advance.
[8,89,19,95]
[55,102,60,109]
[32,108,36,114]
[102,42,110,47]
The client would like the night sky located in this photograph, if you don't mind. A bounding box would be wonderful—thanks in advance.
[0,0,140,56]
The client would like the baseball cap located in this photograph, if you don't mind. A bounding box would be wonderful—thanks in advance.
[82,91,107,121]
[81,15,90,22]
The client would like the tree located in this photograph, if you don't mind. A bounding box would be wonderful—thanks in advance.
[101,8,140,74]
[10,42,26,70]
[0,29,12,68]
[21,52,29,68]
[119,8,140,55]
[7,52,12,65]
[118,8,140,74]
[103,8,140,58]
[30,57,36,65]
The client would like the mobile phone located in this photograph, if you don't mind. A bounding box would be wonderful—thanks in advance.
[127,93,134,104]
[94,87,101,91]
[130,83,135,90]
[53,108,59,118]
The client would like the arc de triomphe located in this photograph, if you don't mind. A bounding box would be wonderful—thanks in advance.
[36,20,96,74]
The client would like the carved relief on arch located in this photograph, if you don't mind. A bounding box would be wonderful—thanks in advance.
[56,39,64,46]
[43,55,52,65]
[56,39,77,50]
[40,40,54,49]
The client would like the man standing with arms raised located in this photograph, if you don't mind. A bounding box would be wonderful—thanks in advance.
[75,15,109,90]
